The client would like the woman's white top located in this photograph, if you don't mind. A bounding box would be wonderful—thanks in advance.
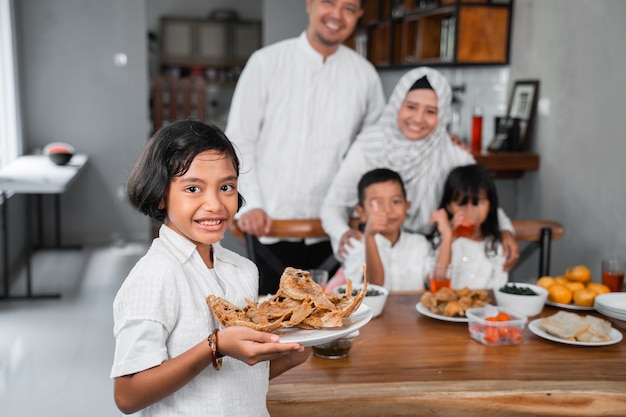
[449,238,508,290]
[111,225,269,417]
[342,231,430,291]
[321,67,513,255]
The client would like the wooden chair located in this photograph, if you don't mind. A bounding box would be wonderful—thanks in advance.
[510,220,564,277]
[229,219,341,285]
[152,76,207,135]
[230,218,564,284]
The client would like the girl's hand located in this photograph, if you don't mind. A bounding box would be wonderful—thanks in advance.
[217,326,305,366]
[270,347,312,379]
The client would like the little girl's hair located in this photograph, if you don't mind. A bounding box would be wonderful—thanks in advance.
[126,120,245,222]
[439,164,501,255]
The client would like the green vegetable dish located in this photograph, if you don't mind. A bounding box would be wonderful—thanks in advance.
[499,284,538,296]
[337,287,384,297]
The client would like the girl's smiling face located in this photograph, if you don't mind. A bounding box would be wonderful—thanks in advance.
[163,150,239,262]
[397,88,439,141]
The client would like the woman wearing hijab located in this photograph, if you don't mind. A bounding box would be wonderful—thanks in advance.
[320,67,520,272]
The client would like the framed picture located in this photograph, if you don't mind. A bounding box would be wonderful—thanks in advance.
[507,80,540,151]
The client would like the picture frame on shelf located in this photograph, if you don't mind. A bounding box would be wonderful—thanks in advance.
[507,80,539,151]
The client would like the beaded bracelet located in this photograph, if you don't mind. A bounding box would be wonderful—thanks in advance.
[207,329,223,370]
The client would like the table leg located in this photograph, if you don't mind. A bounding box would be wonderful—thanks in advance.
[2,192,8,297]
[0,194,60,300]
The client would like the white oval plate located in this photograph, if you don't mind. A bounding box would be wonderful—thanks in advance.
[528,318,623,346]
[277,304,372,347]
[545,300,594,311]
[415,302,468,323]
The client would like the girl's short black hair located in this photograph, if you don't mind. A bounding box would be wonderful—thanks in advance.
[126,120,245,222]
[439,164,501,255]
[357,168,406,206]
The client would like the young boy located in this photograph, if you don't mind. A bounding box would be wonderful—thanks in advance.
[339,168,452,291]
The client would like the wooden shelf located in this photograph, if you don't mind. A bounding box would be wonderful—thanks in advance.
[350,0,513,68]
[473,151,539,179]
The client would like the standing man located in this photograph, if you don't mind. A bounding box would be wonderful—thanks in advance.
[226,0,385,294]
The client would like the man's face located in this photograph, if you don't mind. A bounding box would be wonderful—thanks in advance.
[306,0,363,52]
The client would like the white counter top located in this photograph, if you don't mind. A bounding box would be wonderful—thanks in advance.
[0,154,88,194]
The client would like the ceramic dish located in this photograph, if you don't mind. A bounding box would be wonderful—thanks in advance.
[528,319,623,346]
[594,293,626,313]
[545,301,594,311]
[277,304,372,347]
[416,302,468,323]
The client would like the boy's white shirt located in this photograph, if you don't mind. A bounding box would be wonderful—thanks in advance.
[342,231,431,291]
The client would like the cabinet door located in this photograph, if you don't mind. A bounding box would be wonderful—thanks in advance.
[197,21,228,65]
[233,22,262,62]
[161,20,194,64]
[456,6,510,63]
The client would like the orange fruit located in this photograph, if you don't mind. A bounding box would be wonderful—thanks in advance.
[564,265,591,282]
[536,276,555,289]
[586,282,611,295]
[548,284,572,304]
[573,288,598,307]
[554,276,569,285]
[565,281,585,293]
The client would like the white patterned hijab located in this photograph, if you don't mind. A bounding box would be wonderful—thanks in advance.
[357,67,468,232]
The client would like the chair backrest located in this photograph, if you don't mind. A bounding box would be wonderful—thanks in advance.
[229,219,341,286]
[229,218,564,283]
[510,220,564,277]
[152,76,207,135]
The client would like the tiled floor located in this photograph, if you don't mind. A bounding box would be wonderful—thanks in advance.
[0,243,148,417]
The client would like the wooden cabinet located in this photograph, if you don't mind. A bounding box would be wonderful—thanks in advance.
[160,17,262,69]
[347,0,513,68]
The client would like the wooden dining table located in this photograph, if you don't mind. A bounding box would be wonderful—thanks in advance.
[268,292,626,417]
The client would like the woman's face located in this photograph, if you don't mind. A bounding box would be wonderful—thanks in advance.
[396,88,438,141]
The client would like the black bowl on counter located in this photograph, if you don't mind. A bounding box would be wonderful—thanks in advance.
[44,142,75,166]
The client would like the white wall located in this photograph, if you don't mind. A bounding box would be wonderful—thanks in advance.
[511,0,626,280]
[256,0,626,283]
[16,0,151,246]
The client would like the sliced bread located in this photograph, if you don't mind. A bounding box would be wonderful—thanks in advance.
[577,315,612,342]
[538,311,590,340]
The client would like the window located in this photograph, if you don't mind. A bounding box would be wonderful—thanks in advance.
[0,0,22,169]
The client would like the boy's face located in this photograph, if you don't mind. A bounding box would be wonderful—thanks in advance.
[306,0,363,53]
[163,150,239,262]
[356,180,410,235]
[397,88,438,141]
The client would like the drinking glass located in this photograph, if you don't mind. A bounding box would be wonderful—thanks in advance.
[309,269,329,288]
[601,259,624,292]
[427,264,451,292]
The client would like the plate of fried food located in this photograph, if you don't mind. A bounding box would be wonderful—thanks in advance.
[529,311,623,346]
[208,267,373,347]
[416,287,490,323]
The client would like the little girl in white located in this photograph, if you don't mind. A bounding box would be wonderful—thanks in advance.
[110,121,308,417]
[435,164,508,289]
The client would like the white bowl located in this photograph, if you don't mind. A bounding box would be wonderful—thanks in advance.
[494,282,548,317]
[336,284,388,318]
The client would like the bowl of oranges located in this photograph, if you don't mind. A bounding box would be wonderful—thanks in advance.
[537,265,611,310]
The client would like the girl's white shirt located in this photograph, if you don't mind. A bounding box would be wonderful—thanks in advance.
[449,237,508,290]
[342,231,430,291]
[111,225,269,417]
